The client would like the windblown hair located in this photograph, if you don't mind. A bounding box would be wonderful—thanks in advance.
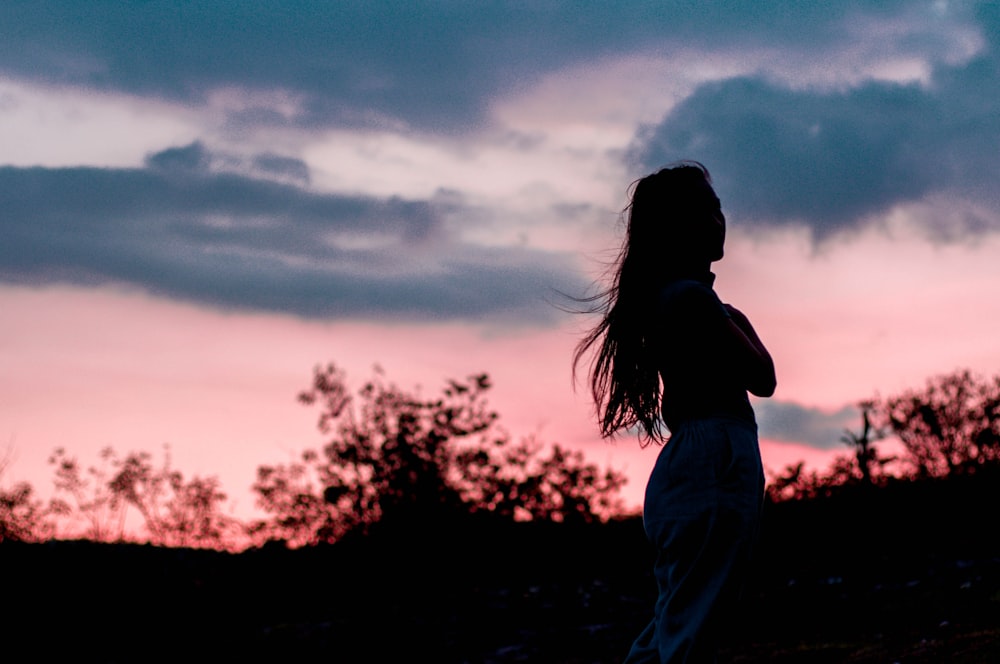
[573,161,713,444]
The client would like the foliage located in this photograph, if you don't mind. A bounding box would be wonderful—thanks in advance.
[768,369,1000,502]
[1,452,53,542]
[12,363,1000,540]
[767,402,890,502]
[456,437,627,524]
[767,460,834,502]
[838,400,889,486]
[48,446,242,548]
[251,364,627,546]
[876,369,1000,478]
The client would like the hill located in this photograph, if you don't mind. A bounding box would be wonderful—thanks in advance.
[3,474,999,662]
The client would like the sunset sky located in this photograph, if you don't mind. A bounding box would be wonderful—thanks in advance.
[3,1,1000,517]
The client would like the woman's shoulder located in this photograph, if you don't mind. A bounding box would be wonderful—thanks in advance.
[657,278,727,319]
[658,278,718,304]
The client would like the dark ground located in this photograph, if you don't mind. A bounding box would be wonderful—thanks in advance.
[3,477,999,662]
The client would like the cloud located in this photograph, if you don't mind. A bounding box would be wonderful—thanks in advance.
[755,400,860,450]
[2,3,996,316]
[628,17,1000,242]
[145,142,212,172]
[0,143,584,322]
[251,153,310,185]
[0,1,963,133]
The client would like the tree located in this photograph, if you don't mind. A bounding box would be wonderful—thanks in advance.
[765,459,855,502]
[838,400,889,487]
[252,364,627,546]
[48,446,131,541]
[48,446,242,548]
[1,451,52,542]
[767,404,892,502]
[454,436,627,523]
[876,369,1000,478]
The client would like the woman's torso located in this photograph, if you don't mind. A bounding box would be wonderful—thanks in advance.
[654,275,755,432]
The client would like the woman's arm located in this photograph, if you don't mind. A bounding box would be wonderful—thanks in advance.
[722,304,777,397]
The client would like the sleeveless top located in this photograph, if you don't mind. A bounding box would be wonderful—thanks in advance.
[654,272,756,432]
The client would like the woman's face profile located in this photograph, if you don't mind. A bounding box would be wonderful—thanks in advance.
[688,177,726,263]
[706,190,726,262]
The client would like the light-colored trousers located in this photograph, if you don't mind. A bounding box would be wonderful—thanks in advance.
[624,417,764,664]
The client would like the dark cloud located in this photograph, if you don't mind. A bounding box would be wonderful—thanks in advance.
[0,1,928,132]
[0,145,584,322]
[145,142,211,172]
[755,400,860,451]
[629,42,1000,242]
[251,153,310,185]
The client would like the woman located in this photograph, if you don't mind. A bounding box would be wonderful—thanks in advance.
[574,162,776,662]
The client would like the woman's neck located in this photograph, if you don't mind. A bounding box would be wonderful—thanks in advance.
[667,261,714,284]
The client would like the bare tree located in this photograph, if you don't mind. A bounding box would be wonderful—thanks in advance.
[839,400,887,486]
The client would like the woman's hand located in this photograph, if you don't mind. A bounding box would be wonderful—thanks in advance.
[722,303,777,397]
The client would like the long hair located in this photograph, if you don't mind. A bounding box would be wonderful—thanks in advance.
[573,161,713,445]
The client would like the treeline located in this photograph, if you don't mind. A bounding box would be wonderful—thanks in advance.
[3,365,999,550]
[768,368,1000,501]
[0,363,626,549]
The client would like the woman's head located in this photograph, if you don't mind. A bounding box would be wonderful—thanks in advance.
[626,161,725,272]
[573,161,725,443]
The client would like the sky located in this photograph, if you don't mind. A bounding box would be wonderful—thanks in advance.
[3,1,1000,518]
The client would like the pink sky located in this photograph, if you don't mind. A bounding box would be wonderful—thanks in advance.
[6,222,999,517]
[3,3,1000,527]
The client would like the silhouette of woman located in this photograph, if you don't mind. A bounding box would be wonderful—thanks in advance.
[574,162,776,662]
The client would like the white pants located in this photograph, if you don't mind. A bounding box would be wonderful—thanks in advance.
[624,417,764,663]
